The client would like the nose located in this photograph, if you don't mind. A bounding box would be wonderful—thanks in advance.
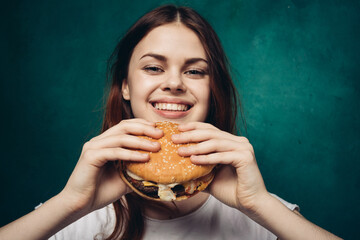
[160,72,187,94]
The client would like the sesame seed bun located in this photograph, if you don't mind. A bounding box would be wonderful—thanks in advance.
[119,121,216,201]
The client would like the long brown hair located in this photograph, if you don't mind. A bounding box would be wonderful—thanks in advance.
[102,5,244,240]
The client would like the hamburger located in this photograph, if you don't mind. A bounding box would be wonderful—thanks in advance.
[119,121,216,201]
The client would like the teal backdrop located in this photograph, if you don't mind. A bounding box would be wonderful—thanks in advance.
[1,0,359,238]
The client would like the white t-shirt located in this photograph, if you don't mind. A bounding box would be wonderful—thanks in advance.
[49,194,298,240]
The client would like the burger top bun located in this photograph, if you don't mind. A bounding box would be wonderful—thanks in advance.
[124,121,215,184]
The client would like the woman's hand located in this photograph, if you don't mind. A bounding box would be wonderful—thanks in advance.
[172,122,268,214]
[173,122,343,240]
[60,118,163,215]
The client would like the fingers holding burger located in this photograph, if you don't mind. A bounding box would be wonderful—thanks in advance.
[118,121,216,201]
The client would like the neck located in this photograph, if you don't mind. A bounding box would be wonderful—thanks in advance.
[144,192,210,220]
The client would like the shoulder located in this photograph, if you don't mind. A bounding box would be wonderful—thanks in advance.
[48,204,116,240]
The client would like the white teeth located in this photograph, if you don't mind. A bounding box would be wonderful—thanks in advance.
[154,103,189,111]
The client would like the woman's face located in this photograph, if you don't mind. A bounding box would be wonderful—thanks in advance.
[122,22,210,124]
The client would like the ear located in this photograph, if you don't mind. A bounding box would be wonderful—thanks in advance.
[122,79,130,100]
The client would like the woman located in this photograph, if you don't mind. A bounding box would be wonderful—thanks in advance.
[0,5,341,240]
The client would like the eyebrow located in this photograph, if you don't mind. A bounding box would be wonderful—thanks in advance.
[140,53,208,65]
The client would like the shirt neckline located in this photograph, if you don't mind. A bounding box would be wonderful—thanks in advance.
[144,195,213,223]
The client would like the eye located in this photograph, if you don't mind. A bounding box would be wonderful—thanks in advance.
[184,69,207,78]
[186,70,203,75]
[143,66,164,73]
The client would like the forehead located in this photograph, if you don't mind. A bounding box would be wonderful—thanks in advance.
[131,22,207,61]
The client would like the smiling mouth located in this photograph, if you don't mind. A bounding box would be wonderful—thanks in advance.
[153,102,191,111]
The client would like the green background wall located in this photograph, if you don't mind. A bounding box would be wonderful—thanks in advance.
[1,0,359,238]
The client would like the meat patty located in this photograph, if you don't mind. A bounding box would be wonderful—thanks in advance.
[123,170,186,198]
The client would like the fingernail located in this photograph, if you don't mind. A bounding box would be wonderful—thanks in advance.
[151,141,159,146]
[177,147,186,155]
[178,146,185,152]
[138,152,149,159]
[178,146,193,154]
[190,155,202,161]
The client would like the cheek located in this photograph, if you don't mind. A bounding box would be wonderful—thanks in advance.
[198,81,211,104]
[200,82,211,116]
[128,73,157,99]
[189,81,211,107]
[196,84,211,122]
